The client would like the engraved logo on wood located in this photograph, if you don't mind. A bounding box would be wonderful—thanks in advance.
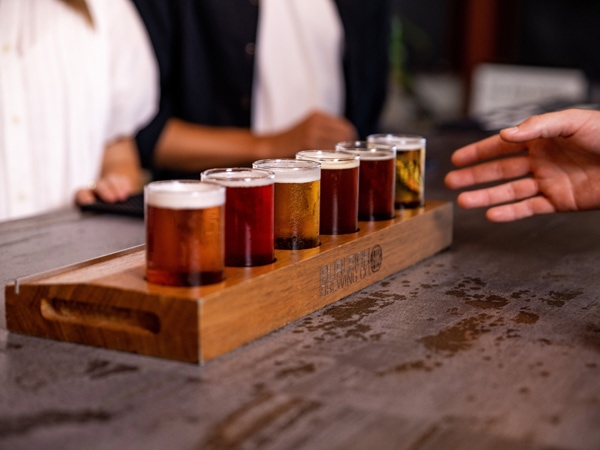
[319,245,383,297]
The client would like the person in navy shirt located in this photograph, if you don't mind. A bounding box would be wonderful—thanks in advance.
[132,0,391,180]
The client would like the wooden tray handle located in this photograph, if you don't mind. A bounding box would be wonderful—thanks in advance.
[40,297,161,336]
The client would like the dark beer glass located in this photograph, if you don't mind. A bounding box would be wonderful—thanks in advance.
[336,141,396,221]
[367,134,426,209]
[201,168,275,267]
[296,150,359,235]
[253,159,321,250]
[145,180,225,286]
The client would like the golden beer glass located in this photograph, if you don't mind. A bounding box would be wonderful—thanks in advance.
[253,158,321,250]
[367,134,426,209]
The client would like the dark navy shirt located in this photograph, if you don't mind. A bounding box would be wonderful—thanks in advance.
[132,0,391,180]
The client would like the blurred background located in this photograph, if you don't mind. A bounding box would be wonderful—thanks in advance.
[385,0,600,133]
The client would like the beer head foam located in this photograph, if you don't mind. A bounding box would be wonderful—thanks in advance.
[296,150,359,170]
[367,134,425,151]
[201,168,275,187]
[351,149,395,161]
[145,180,225,209]
[253,159,320,183]
[393,143,423,151]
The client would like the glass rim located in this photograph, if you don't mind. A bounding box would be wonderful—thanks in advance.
[343,149,395,160]
[253,159,320,182]
[253,158,321,171]
[295,149,360,162]
[144,180,225,209]
[201,167,275,185]
[336,141,395,154]
[367,133,425,145]
[145,179,224,193]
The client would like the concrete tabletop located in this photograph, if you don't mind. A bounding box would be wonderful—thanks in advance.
[1,131,598,450]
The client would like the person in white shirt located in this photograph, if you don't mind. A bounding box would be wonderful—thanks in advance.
[0,0,158,221]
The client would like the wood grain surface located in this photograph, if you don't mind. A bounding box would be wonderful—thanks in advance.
[2,132,599,450]
[5,202,452,363]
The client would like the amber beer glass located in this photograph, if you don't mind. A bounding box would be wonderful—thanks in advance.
[253,159,321,250]
[367,134,426,209]
[336,141,396,221]
[201,168,275,266]
[145,180,225,286]
[296,150,359,235]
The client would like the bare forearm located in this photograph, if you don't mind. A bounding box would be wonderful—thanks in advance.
[152,112,357,172]
[154,118,273,171]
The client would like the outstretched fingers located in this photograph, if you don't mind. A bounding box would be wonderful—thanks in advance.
[485,196,557,222]
[450,134,527,168]
[500,108,595,142]
[445,155,531,190]
[455,176,556,222]
[456,177,539,209]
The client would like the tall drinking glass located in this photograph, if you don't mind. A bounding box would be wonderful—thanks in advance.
[296,150,359,235]
[336,141,396,221]
[145,180,225,286]
[253,159,321,250]
[367,134,426,209]
[201,168,275,267]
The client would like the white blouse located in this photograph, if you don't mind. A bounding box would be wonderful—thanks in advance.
[252,0,344,135]
[0,0,158,221]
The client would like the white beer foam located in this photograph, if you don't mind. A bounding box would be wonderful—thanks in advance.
[253,160,321,183]
[274,168,321,183]
[145,181,225,209]
[367,134,425,151]
[312,158,359,170]
[296,151,359,170]
[354,150,395,161]
[394,144,423,151]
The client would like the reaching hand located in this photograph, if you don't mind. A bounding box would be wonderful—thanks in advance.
[445,109,600,221]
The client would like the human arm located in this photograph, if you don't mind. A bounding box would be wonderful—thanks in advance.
[75,137,143,205]
[153,110,357,171]
[444,108,600,221]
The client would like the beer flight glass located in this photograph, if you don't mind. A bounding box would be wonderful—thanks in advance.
[201,168,275,267]
[335,141,396,221]
[253,159,321,250]
[296,150,359,235]
[145,180,225,287]
[367,134,426,209]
